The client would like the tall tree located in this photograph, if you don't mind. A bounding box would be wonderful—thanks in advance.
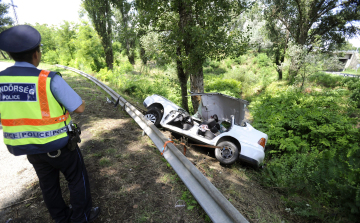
[264,18,290,80]
[73,21,106,71]
[83,0,114,69]
[0,0,12,31]
[112,0,137,65]
[264,0,360,79]
[0,0,13,59]
[57,21,77,64]
[136,0,247,112]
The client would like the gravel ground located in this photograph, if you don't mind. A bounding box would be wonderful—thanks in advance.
[0,62,38,213]
[0,130,38,209]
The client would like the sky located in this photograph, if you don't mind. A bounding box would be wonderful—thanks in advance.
[2,0,360,48]
[3,0,83,26]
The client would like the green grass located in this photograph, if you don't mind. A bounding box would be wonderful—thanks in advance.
[92,153,103,157]
[106,148,116,154]
[99,157,111,166]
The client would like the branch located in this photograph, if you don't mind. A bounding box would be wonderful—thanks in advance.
[294,0,303,40]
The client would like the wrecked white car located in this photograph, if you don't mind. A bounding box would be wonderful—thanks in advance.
[143,93,268,167]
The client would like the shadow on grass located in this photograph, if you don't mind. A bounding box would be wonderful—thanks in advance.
[0,64,288,223]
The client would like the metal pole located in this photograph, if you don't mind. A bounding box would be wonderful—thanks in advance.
[10,0,18,25]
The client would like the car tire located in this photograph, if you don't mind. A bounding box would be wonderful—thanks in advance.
[215,141,239,165]
[145,107,163,127]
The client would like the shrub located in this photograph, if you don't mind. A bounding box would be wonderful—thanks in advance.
[209,60,220,69]
[350,88,360,108]
[233,56,242,64]
[308,72,344,88]
[224,58,234,69]
[42,50,59,64]
[252,53,271,67]
[250,85,360,220]
[204,77,242,97]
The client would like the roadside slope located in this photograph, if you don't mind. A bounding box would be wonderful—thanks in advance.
[1,64,294,222]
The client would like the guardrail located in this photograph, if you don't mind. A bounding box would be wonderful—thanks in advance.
[56,65,249,223]
[325,71,360,78]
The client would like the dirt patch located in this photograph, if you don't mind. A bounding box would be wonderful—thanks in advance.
[0,66,300,222]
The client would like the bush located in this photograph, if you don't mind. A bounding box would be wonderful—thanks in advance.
[209,60,220,69]
[250,85,360,220]
[350,88,360,108]
[224,58,234,69]
[204,77,241,97]
[308,72,344,88]
[252,53,271,67]
[233,56,242,64]
[42,50,59,64]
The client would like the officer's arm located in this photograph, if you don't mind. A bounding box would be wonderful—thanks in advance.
[73,100,85,113]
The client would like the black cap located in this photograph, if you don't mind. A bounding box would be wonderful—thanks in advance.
[0,25,41,53]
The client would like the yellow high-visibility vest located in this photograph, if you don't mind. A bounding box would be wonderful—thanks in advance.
[0,67,71,155]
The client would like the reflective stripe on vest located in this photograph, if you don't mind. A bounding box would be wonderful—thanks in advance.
[4,122,72,139]
[0,68,72,149]
[1,70,69,126]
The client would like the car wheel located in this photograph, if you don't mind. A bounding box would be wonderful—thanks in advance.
[215,141,239,165]
[145,107,163,127]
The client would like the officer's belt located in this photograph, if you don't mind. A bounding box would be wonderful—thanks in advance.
[3,121,73,140]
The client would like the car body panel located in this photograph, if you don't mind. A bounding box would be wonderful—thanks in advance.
[190,93,249,126]
[143,94,268,167]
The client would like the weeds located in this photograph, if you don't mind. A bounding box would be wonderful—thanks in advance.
[99,157,111,167]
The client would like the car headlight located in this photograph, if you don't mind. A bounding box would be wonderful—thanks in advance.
[258,138,266,149]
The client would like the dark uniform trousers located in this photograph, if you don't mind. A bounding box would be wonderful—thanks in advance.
[27,145,92,223]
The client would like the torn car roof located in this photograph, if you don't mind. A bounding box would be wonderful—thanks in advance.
[189,93,249,125]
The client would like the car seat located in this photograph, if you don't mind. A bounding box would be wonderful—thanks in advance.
[200,114,220,134]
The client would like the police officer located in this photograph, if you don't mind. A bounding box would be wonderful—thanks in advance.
[0,25,100,223]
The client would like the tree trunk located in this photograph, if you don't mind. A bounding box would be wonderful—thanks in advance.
[275,50,285,80]
[138,30,147,65]
[104,43,114,70]
[105,3,114,70]
[176,46,189,112]
[84,0,114,70]
[127,49,135,65]
[190,64,204,113]
[177,0,204,113]
[139,47,147,65]
[276,67,283,80]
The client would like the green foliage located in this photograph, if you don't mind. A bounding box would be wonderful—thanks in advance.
[33,23,58,57]
[94,57,184,106]
[139,32,171,66]
[308,72,344,88]
[83,0,114,69]
[181,189,198,211]
[252,53,271,67]
[99,157,111,166]
[205,77,242,97]
[264,0,360,52]
[209,60,220,69]
[70,22,106,72]
[34,21,106,72]
[42,50,59,65]
[223,53,277,99]
[57,21,78,65]
[112,0,138,65]
[308,72,360,90]
[350,88,360,108]
[0,1,12,32]
[250,83,360,220]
